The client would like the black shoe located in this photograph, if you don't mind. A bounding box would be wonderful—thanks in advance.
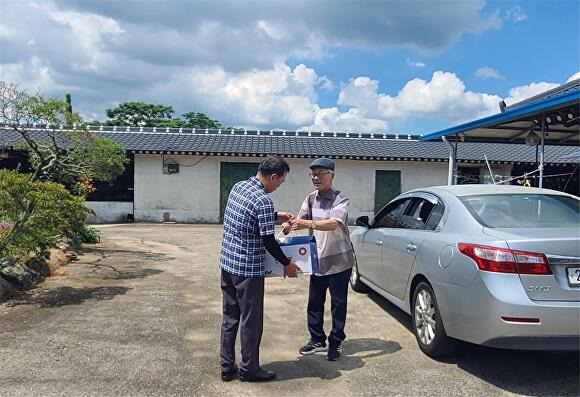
[239,367,276,382]
[327,345,342,361]
[299,339,327,355]
[221,364,238,382]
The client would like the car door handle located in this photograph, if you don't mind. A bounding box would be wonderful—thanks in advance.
[376,240,383,246]
[406,243,417,252]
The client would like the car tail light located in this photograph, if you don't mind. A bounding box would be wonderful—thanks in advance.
[511,250,552,274]
[457,243,552,275]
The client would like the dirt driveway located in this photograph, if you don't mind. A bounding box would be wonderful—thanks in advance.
[0,224,578,396]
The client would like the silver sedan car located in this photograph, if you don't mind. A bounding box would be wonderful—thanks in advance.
[350,185,580,357]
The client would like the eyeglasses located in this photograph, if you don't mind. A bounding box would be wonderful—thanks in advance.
[309,171,332,178]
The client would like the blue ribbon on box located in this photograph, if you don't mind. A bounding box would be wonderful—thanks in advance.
[279,235,319,274]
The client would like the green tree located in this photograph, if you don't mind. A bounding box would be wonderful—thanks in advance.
[0,81,128,188]
[105,102,177,127]
[102,100,225,129]
[182,112,222,129]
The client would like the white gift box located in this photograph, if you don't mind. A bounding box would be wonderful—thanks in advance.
[264,235,318,277]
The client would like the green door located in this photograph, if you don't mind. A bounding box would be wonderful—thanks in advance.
[220,162,260,222]
[374,170,401,213]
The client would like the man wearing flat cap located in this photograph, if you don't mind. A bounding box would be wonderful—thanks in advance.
[285,157,355,361]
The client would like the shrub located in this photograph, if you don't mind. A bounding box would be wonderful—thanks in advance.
[0,170,89,258]
[77,224,101,243]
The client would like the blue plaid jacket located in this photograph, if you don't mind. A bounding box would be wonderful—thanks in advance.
[220,176,276,277]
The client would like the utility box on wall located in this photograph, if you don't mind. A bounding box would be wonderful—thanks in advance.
[167,163,179,174]
[163,159,179,174]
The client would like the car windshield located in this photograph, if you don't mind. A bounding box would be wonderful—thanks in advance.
[460,194,580,228]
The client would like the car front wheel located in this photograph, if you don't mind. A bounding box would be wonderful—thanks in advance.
[411,281,457,357]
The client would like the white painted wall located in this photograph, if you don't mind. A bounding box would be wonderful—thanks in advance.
[133,154,449,223]
[271,158,448,221]
[134,154,220,223]
[85,201,133,224]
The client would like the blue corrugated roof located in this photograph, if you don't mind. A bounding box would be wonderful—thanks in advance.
[419,87,580,144]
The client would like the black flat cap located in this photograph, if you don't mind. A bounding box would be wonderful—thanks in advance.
[309,157,335,171]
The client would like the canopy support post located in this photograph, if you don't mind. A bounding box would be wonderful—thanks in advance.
[442,136,457,185]
[539,115,546,188]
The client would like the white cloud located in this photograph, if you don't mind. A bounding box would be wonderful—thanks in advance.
[307,107,387,133]
[257,20,288,41]
[407,58,426,68]
[504,82,559,106]
[329,71,501,131]
[475,66,505,80]
[0,57,68,93]
[317,75,335,91]
[143,68,575,133]
[139,63,322,129]
[0,1,573,135]
[567,71,580,82]
[326,70,580,133]
[4,0,500,75]
[142,66,504,134]
[30,2,125,72]
[0,23,17,38]
[505,5,527,22]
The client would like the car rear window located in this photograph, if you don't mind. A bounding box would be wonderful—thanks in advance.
[460,194,580,228]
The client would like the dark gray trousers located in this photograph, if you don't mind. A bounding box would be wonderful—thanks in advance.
[220,269,265,373]
[307,268,352,347]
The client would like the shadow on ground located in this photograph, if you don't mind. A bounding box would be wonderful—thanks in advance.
[443,345,580,396]
[265,337,402,381]
[366,291,413,332]
[81,247,168,280]
[5,286,131,308]
[365,290,580,396]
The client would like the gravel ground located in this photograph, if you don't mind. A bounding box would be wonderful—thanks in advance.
[0,224,578,396]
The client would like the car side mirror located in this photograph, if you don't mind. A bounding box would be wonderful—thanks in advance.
[356,216,370,227]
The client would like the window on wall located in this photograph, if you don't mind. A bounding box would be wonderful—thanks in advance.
[374,170,401,213]
[219,162,260,222]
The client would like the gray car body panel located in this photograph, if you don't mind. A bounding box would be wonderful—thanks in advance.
[482,227,580,302]
[351,185,580,350]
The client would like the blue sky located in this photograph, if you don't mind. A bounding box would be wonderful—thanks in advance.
[1,1,578,134]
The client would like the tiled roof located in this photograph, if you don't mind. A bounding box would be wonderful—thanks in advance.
[1,125,577,164]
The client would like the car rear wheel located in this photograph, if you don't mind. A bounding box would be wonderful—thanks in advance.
[350,262,368,292]
[412,281,457,357]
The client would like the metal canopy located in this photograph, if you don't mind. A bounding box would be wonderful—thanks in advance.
[562,149,580,160]
[418,85,580,146]
[418,80,580,187]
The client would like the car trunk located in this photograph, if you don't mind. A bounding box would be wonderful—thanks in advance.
[483,228,580,302]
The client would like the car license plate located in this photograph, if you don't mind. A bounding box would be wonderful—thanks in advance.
[566,267,580,286]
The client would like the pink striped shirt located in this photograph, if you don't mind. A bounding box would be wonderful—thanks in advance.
[297,187,355,275]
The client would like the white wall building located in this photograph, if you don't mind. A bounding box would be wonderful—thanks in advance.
[83,125,573,224]
[2,125,575,224]
[132,154,456,224]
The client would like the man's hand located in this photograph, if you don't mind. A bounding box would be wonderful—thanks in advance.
[284,261,301,278]
[277,212,294,222]
[281,222,292,235]
[290,218,311,231]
